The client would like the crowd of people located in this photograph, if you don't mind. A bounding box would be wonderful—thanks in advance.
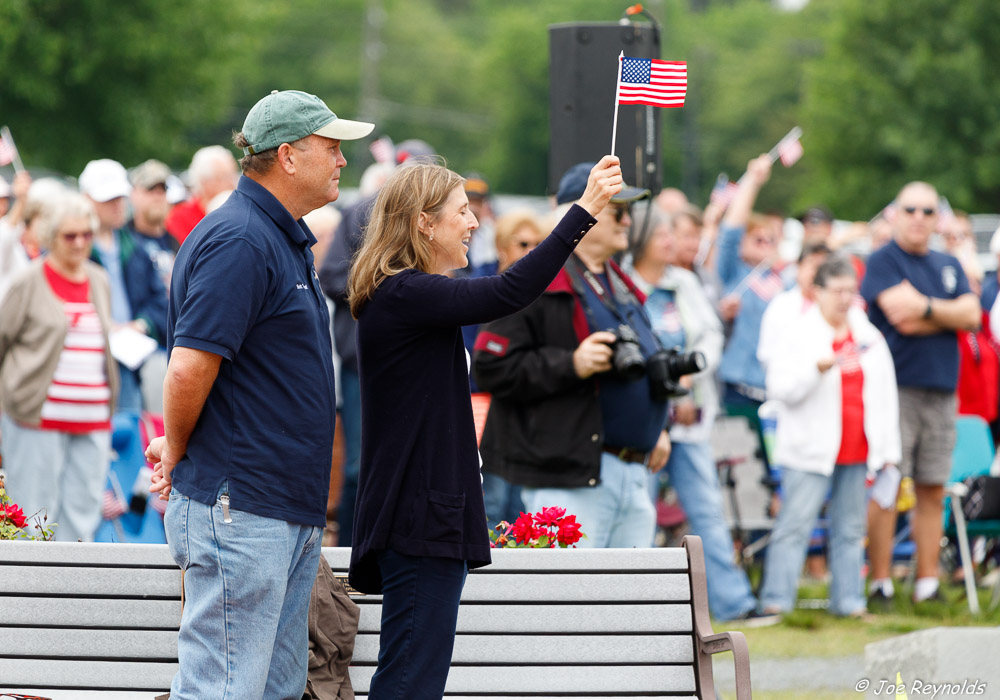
[0,87,998,695]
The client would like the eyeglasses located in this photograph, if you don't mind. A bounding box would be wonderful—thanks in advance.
[60,231,94,242]
[903,206,936,216]
[752,236,776,246]
[610,204,629,223]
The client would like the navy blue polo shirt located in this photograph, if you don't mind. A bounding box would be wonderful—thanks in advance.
[167,176,336,527]
[580,270,669,452]
[860,239,971,392]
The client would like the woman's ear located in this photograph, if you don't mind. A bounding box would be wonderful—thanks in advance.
[417,211,430,235]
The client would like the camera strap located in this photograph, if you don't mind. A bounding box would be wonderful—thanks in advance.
[565,255,666,351]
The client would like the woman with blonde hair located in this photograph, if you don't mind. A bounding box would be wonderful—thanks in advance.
[348,156,622,699]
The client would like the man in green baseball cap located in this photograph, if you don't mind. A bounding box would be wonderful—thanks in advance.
[147,90,372,699]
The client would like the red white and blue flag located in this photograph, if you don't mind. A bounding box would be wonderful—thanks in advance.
[617,56,687,108]
[710,175,740,209]
[0,135,16,167]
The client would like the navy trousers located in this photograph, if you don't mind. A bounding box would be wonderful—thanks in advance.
[368,550,468,700]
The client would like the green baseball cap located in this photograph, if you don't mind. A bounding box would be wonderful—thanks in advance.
[241,90,374,155]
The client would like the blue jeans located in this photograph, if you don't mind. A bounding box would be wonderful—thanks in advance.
[369,550,468,700]
[117,363,144,413]
[759,464,867,616]
[651,440,757,621]
[339,367,362,544]
[482,470,525,528]
[521,451,655,548]
[164,484,322,699]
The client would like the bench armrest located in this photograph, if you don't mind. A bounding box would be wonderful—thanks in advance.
[684,535,753,700]
[700,630,751,700]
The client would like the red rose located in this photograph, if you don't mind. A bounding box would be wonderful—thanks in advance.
[534,506,567,528]
[2,503,27,529]
[556,514,583,546]
[510,512,539,545]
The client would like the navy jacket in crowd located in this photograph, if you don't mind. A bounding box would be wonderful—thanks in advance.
[348,205,596,594]
[91,227,169,346]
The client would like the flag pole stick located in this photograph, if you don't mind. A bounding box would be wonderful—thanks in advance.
[766,125,802,164]
[611,52,624,156]
[733,126,803,184]
[1,126,26,173]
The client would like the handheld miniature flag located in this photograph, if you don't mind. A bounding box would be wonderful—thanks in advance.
[710,174,740,210]
[617,55,687,108]
[0,133,17,167]
[369,135,395,165]
[767,127,803,168]
[0,126,24,172]
[611,52,687,155]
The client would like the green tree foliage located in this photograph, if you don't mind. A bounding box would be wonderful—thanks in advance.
[0,0,263,175]
[800,0,1000,217]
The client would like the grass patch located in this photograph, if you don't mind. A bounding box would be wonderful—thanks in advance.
[721,580,1000,659]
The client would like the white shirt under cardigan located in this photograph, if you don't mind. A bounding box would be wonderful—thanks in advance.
[765,305,901,477]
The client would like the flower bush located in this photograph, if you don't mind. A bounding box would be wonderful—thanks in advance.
[490,506,585,548]
[0,474,56,541]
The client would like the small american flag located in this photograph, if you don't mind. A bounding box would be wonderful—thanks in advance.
[748,270,785,302]
[102,488,128,520]
[710,175,740,209]
[369,136,394,164]
[0,136,16,167]
[777,136,803,167]
[617,56,687,108]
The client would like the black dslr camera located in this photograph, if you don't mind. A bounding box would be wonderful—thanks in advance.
[607,324,706,401]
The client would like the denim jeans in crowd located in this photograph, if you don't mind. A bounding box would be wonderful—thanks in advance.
[759,463,867,616]
[651,440,757,621]
[521,451,656,548]
[368,550,468,700]
[482,470,525,529]
[338,367,362,545]
[164,484,322,699]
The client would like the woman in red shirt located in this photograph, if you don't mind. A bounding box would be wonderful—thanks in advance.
[0,191,118,540]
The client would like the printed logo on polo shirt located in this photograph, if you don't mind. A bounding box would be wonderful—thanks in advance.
[296,283,309,290]
[942,265,957,294]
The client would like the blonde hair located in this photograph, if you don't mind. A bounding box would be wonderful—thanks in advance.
[348,160,464,318]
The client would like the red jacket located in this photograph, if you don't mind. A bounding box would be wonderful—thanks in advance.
[957,310,999,422]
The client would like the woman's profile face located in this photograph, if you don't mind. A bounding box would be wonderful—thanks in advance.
[427,185,478,274]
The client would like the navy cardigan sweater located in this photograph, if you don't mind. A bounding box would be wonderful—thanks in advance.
[349,204,596,593]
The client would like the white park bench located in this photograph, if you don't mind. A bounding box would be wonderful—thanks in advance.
[0,535,751,699]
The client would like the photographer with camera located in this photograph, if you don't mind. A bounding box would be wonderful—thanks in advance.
[625,208,774,624]
[473,163,669,548]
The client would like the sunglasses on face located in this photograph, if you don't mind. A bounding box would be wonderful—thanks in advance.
[610,205,630,223]
[903,205,936,216]
[60,231,94,242]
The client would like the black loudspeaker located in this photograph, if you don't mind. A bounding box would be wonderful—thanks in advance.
[549,22,662,196]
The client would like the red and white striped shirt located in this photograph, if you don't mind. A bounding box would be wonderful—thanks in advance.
[39,261,111,433]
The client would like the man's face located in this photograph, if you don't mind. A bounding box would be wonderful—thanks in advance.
[294,135,347,210]
[131,183,170,230]
[585,201,631,262]
[894,183,938,254]
[91,197,127,231]
[740,224,778,266]
[201,157,238,202]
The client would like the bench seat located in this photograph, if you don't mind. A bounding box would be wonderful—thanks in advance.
[0,536,749,699]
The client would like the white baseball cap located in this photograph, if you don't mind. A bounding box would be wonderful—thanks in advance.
[79,159,132,202]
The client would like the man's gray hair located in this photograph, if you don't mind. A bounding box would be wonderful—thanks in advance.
[189,145,238,190]
[37,191,98,248]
